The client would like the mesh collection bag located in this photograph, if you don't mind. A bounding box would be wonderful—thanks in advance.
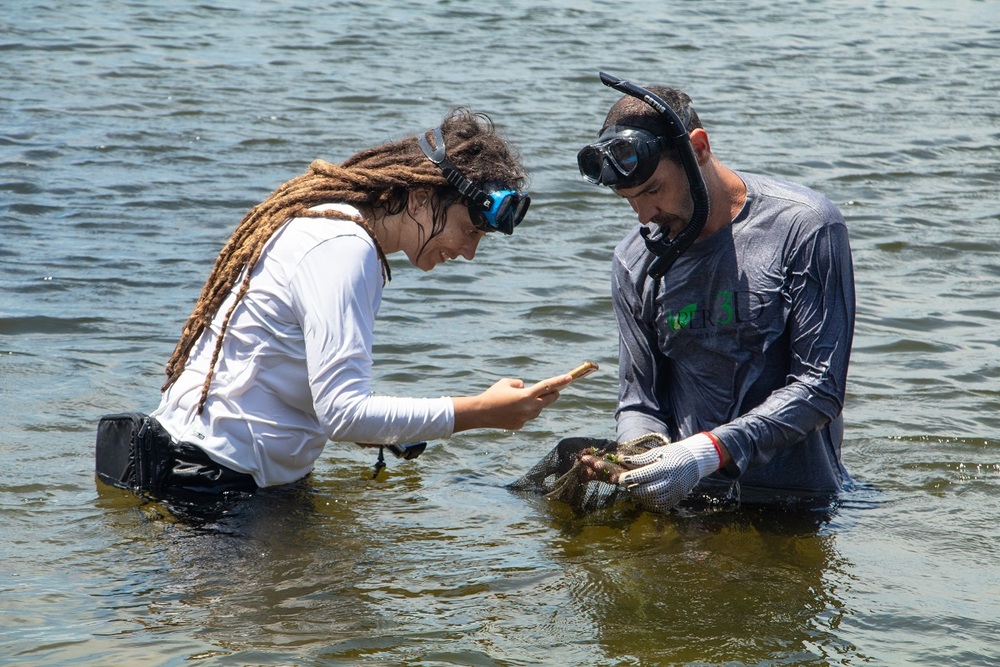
[509,433,668,513]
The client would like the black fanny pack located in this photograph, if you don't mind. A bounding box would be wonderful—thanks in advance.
[94,412,174,495]
[95,412,258,498]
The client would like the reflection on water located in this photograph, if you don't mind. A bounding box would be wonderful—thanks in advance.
[93,474,384,662]
[92,479,869,665]
[539,501,863,665]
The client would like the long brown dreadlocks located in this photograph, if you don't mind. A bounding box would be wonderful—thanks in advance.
[162,108,527,414]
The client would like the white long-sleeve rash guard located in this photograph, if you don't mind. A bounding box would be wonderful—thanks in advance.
[152,204,454,487]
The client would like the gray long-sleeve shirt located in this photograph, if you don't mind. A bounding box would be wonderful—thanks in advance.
[612,172,855,501]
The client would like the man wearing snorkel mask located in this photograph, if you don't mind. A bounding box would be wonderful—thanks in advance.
[578,76,856,512]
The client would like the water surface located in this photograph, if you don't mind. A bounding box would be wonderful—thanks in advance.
[2,1,999,665]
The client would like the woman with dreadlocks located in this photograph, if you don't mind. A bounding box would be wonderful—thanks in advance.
[96,108,573,498]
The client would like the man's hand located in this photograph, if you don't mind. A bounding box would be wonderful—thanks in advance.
[617,432,723,512]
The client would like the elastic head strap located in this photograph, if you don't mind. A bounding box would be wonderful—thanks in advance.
[418,127,493,210]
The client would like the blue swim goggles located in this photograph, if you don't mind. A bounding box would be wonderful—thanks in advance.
[418,126,530,235]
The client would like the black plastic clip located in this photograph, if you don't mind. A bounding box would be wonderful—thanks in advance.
[370,442,427,479]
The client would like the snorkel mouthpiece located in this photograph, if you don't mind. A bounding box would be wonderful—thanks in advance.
[592,72,711,280]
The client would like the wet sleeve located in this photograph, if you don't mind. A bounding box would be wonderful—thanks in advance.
[612,253,674,442]
[714,216,855,471]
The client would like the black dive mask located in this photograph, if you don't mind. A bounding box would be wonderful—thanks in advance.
[576,126,673,189]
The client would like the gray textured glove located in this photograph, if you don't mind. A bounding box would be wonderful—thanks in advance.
[617,432,722,513]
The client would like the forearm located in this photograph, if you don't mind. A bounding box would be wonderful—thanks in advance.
[712,371,845,472]
[616,408,670,442]
[326,392,455,444]
[451,394,493,433]
[613,266,671,443]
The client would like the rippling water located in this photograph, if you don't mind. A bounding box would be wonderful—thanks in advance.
[2,1,999,665]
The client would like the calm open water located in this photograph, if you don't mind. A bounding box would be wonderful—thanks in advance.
[2,1,999,665]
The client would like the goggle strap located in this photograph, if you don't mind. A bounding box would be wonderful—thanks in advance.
[419,126,492,211]
[443,168,492,210]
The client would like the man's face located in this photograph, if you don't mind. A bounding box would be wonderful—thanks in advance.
[613,158,693,238]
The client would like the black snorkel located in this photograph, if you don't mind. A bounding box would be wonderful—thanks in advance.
[598,72,710,280]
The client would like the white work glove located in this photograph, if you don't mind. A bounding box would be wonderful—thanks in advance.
[617,432,722,513]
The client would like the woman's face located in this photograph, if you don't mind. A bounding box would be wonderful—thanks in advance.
[408,200,486,272]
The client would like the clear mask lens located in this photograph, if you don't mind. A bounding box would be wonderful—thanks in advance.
[577,127,665,188]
